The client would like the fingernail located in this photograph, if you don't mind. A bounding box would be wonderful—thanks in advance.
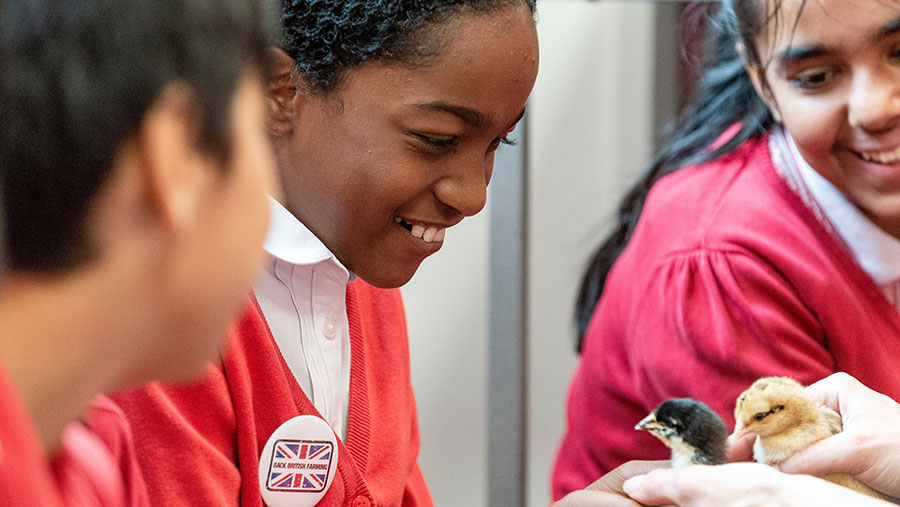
[623,475,644,495]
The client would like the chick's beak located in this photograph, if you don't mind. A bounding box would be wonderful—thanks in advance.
[635,413,661,431]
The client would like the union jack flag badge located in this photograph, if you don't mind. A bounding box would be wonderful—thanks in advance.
[265,439,334,493]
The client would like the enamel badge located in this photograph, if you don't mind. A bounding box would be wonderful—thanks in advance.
[259,415,338,507]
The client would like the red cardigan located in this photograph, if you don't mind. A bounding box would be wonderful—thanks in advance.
[105,281,432,506]
[0,370,143,506]
[552,134,900,498]
[0,366,64,506]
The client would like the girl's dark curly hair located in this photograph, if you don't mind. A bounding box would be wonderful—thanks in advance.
[281,0,536,92]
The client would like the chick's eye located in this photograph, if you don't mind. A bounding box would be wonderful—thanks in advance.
[753,412,767,422]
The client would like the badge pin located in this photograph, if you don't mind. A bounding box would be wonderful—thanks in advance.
[259,415,338,507]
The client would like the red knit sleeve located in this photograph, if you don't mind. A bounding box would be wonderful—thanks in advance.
[353,283,434,506]
[103,365,242,507]
[552,248,834,499]
[78,396,151,507]
[0,367,64,507]
[400,385,432,506]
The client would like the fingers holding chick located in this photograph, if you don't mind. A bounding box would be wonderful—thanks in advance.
[734,375,889,500]
[776,373,900,500]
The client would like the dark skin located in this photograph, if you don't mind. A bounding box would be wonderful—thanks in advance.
[263,4,539,288]
[555,460,670,507]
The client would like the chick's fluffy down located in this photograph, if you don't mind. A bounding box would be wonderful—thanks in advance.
[735,376,887,500]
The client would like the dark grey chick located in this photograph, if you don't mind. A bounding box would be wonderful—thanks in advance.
[636,398,728,468]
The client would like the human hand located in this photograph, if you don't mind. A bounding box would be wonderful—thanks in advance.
[724,430,756,462]
[554,460,667,507]
[774,372,900,499]
[622,462,894,507]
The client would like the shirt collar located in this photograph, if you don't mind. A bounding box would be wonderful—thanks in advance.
[788,132,900,285]
[262,196,353,281]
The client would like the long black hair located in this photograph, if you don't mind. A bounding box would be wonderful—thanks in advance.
[281,0,536,93]
[575,0,798,351]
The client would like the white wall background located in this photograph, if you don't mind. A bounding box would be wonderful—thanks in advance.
[405,212,491,507]
[526,3,661,506]
[403,2,676,506]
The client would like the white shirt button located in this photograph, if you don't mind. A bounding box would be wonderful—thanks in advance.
[323,316,338,338]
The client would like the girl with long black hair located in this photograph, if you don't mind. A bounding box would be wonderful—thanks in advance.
[554,0,900,500]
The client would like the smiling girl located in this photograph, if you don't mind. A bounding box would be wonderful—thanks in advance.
[554,0,900,499]
[104,2,539,506]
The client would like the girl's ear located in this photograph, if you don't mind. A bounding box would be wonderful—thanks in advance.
[737,42,783,123]
[263,46,301,137]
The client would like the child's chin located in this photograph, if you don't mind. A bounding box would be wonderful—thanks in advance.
[359,265,421,289]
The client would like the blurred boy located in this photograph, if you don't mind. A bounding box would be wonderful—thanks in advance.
[0,0,275,504]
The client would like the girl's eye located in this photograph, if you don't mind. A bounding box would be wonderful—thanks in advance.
[488,135,517,152]
[890,45,900,61]
[411,132,458,151]
[790,69,837,90]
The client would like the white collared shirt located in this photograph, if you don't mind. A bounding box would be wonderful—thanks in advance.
[786,133,900,304]
[253,197,352,439]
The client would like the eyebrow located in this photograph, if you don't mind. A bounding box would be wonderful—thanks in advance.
[775,17,900,70]
[410,101,488,129]
[775,45,831,69]
[877,18,900,40]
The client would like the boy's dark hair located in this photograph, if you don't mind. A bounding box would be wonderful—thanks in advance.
[281,0,537,93]
[575,0,797,351]
[0,0,275,272]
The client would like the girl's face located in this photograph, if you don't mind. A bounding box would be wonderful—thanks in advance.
[751,0,900,236]
[275,4,539,288]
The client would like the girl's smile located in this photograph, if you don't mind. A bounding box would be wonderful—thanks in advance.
[855,146,900,165]
[394,217,450,245]
[751,0,900,236]
[270,3,539,288]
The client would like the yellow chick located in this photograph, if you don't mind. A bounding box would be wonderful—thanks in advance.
[734,376,886,499]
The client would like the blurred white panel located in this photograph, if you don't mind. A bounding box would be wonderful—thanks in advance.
[403,212,490,507]
[527,2,658,506]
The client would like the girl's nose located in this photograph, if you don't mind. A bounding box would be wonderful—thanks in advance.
[434,155,493,218]
[848,68,900,133]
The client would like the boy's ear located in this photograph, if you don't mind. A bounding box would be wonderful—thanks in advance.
[135,82,212,234]
[737,42,783,123]
[264,46,301,137]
